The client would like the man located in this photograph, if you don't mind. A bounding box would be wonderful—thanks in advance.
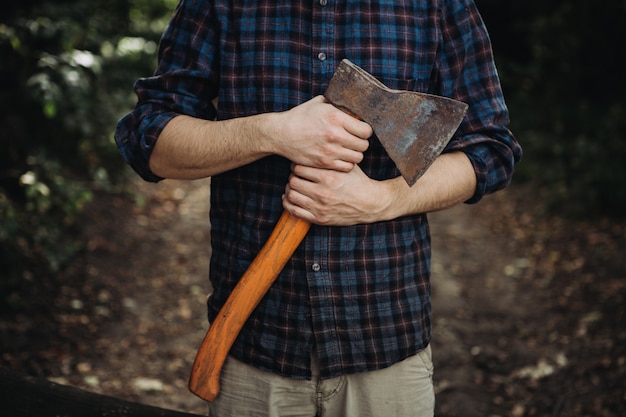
[115,1,522,416]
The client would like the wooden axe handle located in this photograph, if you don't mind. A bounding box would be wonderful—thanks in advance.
[188,210,311,401]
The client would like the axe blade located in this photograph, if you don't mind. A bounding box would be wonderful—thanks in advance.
[324,59,468,186]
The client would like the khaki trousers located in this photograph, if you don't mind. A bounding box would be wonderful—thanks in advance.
[208,345,434,417]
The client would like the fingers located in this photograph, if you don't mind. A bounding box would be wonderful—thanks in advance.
[282,171,317,222]
[317,100,371,170]
[284,165,322,211]
[289,163,322,184]
[341,113,374,145]
[322,97,372,146]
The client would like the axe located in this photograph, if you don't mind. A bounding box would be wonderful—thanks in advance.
[188,59,468,401]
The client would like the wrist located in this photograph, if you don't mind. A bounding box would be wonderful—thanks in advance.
[375,177,409,221]
[352,176,404,224]
[248,112,281,155]
[261,110,302,160]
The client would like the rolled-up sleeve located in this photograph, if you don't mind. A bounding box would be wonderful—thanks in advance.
[114,0,220,182]
[438,0,522,203]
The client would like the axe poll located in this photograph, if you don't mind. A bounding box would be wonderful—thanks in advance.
[188,59,468,401]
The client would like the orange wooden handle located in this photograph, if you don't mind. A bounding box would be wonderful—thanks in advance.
[188,211,311,401]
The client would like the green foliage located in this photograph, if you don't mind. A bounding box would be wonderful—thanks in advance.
[478,0,626,216]
[0,0,176,299]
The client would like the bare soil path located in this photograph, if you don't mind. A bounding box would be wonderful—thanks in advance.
[2,178,624,416]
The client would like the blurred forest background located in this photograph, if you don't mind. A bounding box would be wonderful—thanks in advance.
[1,0,625,416]
[1,0,178,285]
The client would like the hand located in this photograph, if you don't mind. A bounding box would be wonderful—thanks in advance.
[282,163,390,226]
[272,96,372,172]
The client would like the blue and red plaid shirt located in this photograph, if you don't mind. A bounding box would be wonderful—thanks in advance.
[115,0,522,380]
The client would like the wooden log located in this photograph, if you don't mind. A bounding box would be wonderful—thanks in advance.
[0,367,203,417]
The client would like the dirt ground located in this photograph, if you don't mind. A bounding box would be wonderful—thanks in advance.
[1,177,625,416]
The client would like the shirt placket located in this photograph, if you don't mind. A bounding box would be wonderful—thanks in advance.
[307,1,344,376]
[312,0,336,94]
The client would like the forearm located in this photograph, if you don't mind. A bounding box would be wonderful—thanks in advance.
[149,114,276,180]
[379,151,476,219]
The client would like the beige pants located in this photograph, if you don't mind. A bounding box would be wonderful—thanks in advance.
[208,345,434,417]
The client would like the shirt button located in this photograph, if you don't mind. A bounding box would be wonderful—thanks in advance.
[317,52,326,61]
[320,0,328,5]
[311,263,321,272]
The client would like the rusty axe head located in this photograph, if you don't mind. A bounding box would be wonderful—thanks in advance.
[324,59,468,186]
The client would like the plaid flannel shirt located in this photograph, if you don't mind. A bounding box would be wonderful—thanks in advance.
[115,0,522,380]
